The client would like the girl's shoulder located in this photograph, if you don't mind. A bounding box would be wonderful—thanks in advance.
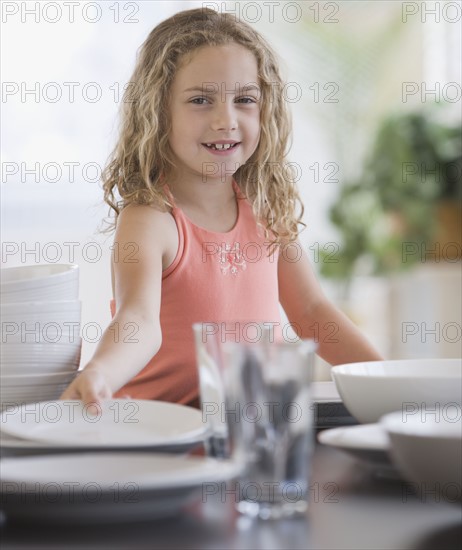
[117,202,176,227]
[115,203,178,269]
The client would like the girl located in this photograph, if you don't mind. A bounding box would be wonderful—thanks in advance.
[61,8,382,408]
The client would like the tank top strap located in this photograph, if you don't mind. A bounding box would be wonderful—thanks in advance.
[162,183,177,211]
[232,178,245,200]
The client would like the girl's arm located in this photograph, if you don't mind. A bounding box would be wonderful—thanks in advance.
[60,204,170,406]
[278,240,383,365]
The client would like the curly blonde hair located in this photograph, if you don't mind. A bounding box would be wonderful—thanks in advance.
[102,7,305,249]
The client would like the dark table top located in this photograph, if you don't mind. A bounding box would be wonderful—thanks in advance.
[0,441,461,550]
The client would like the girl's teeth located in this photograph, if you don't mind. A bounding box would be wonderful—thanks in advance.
[205,143,237,150]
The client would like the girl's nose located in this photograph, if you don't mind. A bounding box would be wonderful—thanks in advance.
[211,102,238,131]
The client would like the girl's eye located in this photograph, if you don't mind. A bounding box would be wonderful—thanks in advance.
[236,96,257,104]
[190,96,258,105]
[190,97,210,105]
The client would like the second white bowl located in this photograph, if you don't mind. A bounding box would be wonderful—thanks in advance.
[381,408,462,503]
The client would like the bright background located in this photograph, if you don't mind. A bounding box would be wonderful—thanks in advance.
[2,1,461,378]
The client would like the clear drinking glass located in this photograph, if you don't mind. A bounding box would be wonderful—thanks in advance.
[193,322,231,458]
[193,322,317,519]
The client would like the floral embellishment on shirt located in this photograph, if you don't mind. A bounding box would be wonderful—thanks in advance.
[218,242,247,275]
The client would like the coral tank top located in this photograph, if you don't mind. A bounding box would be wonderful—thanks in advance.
[112,179,281,407]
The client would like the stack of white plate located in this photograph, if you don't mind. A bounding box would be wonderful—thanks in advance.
[0,264,81,409]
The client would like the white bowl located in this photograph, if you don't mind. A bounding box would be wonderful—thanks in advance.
[2,327,82,346]
[2,381,72,393]
[0,387,73,410]
[1,264,78,286]
[0,367,79,379]
[0,357,80,366]
[381,408,462,503]
[1,287,79,303]
[1,354,81,365]
[0,301,82,331]
[0,371,77,386]
[0,341,82,375]
[0,361,80,375]
[1,265,79,303]
[0,370,77,409]
[1,300,82,347]
[0,299,81,314]
[1,341,82,355]
[1,386,71,400]
[331,358,462,424]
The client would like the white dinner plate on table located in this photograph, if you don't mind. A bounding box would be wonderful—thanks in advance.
[0,428,203,457]
[0,452,240,523]
[317,423,401,478]
[0,400,208,448]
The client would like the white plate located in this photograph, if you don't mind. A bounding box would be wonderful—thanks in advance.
[0,428,203,457]
[317,424,396,470]
[0,399,208,447]
[0,452,240,523]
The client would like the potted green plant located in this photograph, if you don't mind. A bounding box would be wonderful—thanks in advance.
[321,106,461,289]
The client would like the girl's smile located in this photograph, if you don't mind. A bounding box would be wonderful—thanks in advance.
[201,141,241,155]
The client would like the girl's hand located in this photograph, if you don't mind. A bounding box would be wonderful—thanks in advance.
[59,369,113,413]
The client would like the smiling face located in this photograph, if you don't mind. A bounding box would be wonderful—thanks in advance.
[168,43,261,186]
